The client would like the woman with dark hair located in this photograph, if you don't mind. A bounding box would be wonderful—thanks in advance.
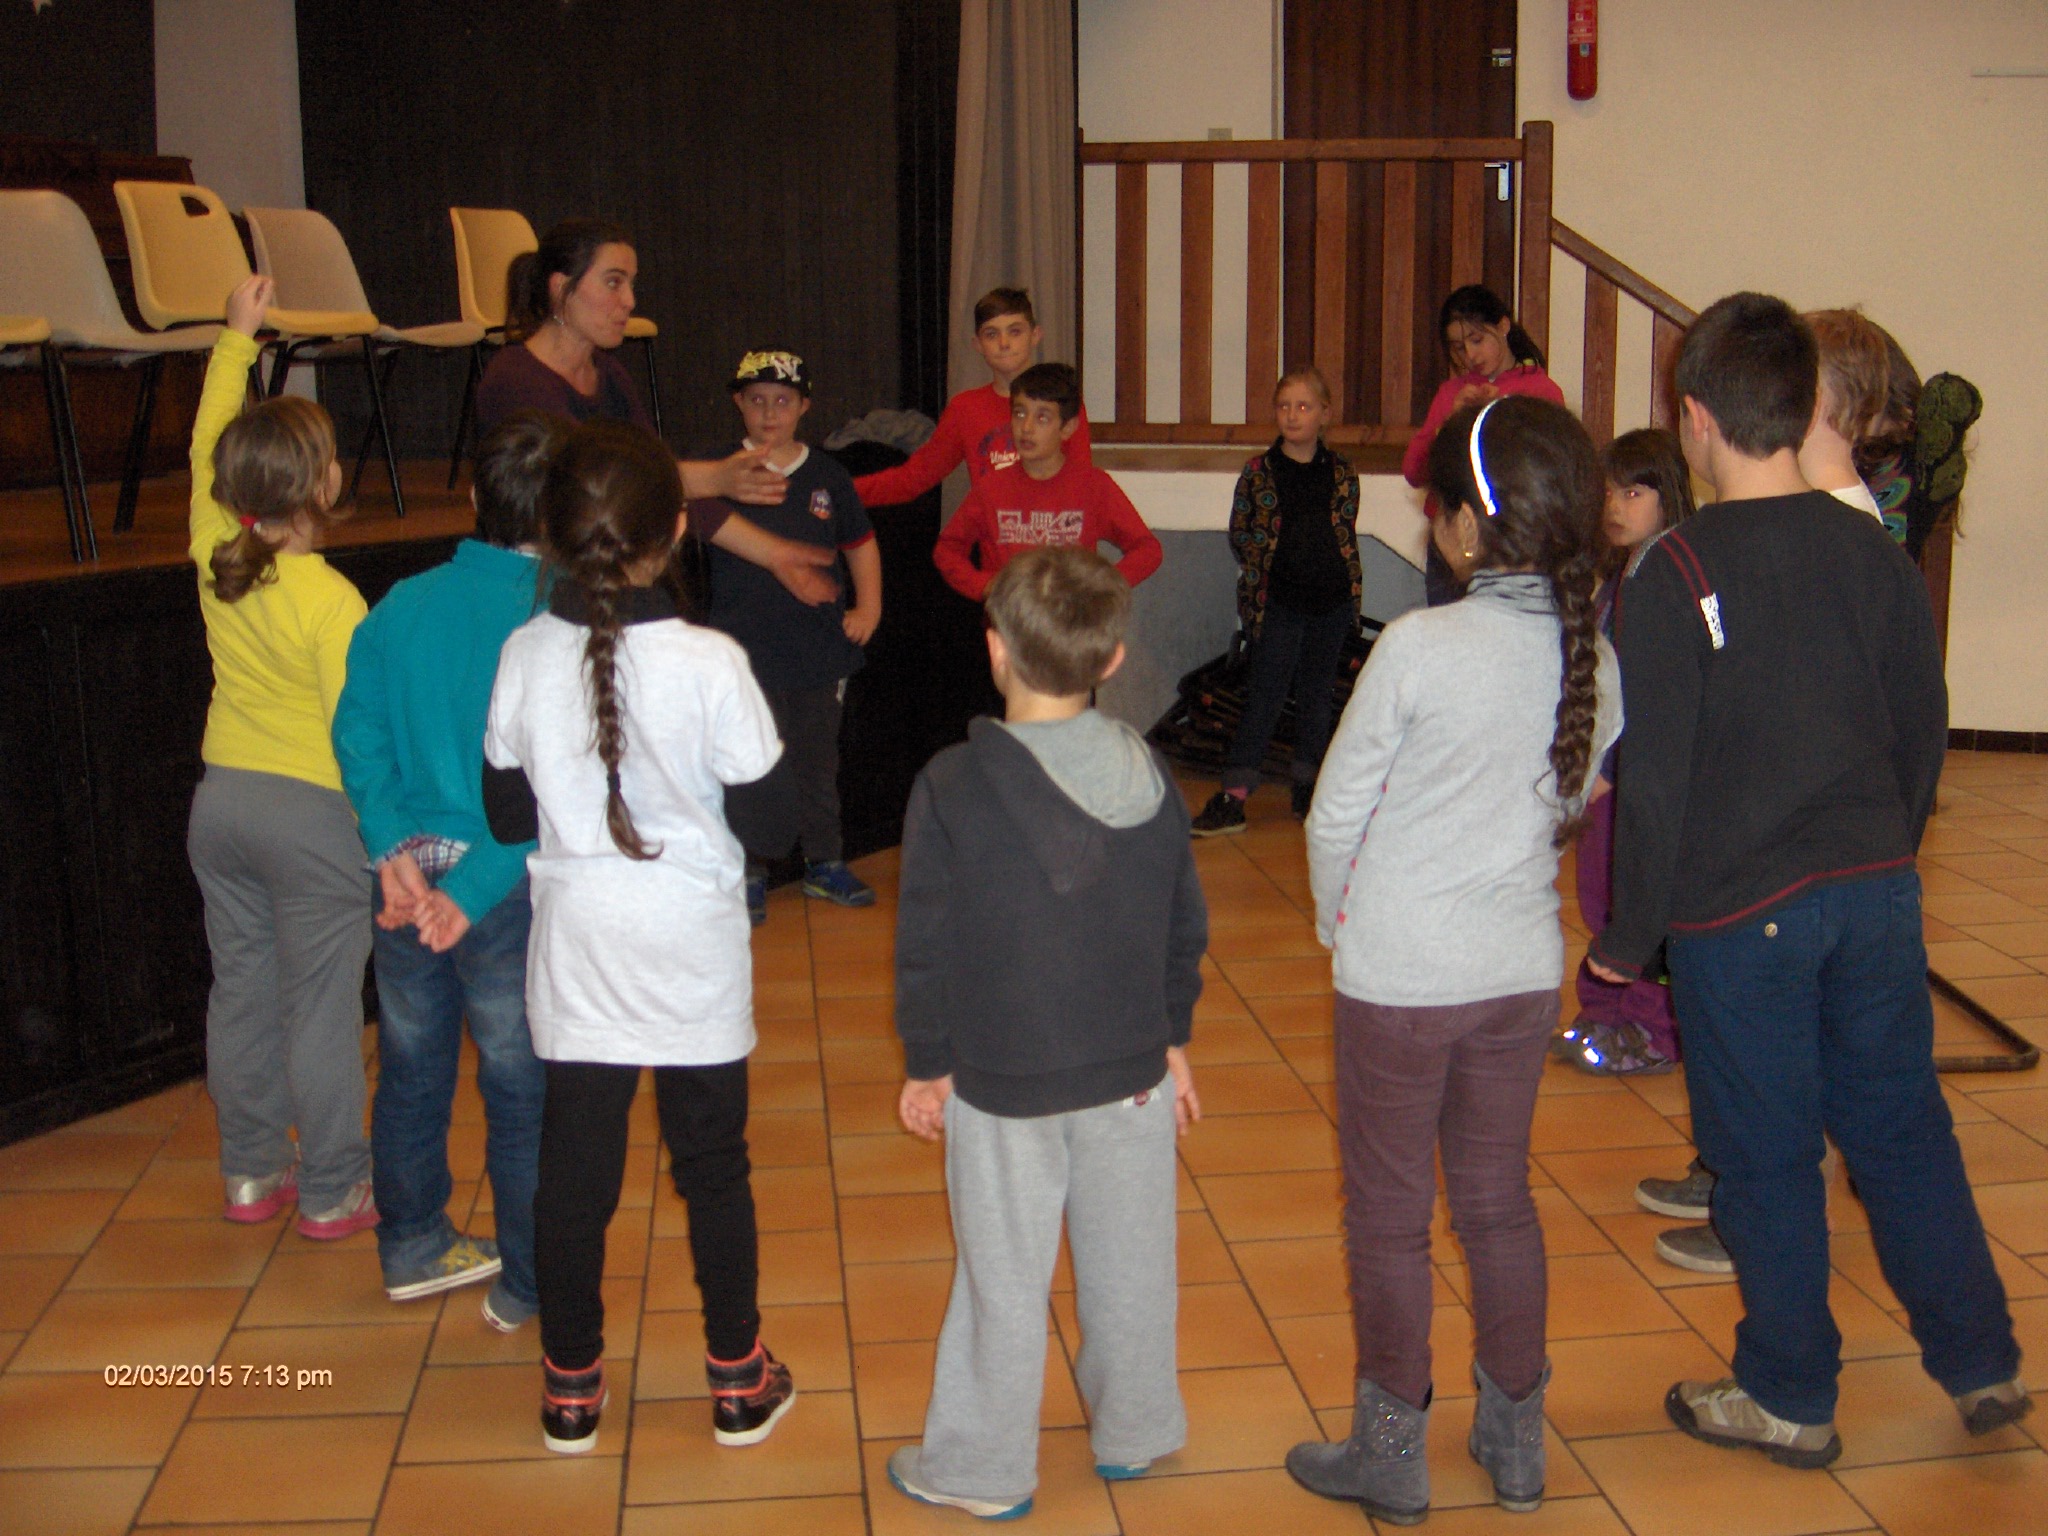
[476,219,835,605]
[1402,286,1566,606]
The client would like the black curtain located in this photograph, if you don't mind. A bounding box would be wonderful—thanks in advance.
[297,0,958,457]
[0,0,154,152]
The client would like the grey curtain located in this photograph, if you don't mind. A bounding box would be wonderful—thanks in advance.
[948,0,1077,395]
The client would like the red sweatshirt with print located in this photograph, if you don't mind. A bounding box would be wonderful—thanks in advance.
[934,457,1161,602]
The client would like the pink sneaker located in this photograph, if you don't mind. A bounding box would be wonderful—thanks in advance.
[223,1165,297,1223]
[296,1179,379,1240]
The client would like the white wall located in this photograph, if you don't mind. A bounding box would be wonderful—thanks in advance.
[1078,0,1278,424]
[1519,0,2048,730]
[154,0,304,212]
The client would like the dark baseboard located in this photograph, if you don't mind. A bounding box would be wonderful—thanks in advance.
[1949,729,2048,754]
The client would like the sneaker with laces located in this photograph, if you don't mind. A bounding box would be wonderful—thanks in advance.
[297,1179,378,1240]
[223,1163,298,1223]
[1636,1157,1715,1220]
[1291,780,1315,820]
[541,1357,607,1454]
[384,1235,501,1302]
[708,1343,796,1446]
[1655,1223,1733,1274]
[1190,791,1247,838]
[887,1444,1033,1520]
[1666,1377,1841,1467]
[482,1278,539,1333]
[746,877,767,927]
[1955,1378,2033,1435]
[802,860,876,908]
[1569,1021,1677,1077]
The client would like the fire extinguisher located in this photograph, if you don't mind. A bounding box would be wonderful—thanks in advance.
[1567,0,1598,100]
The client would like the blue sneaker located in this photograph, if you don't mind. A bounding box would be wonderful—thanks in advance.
[746,877,767,927]
[802,860,875,908]
[886,1445,1032,1520]
[384,1234,500,1302]
[482,1276,539,1333]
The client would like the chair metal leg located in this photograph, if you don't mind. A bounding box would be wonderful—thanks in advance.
[49,356,95,557]
[115,353,164,535]
[448,342,483,490]
[361,335,406,518]
[41,346,90,562]
[638,335,664,442]
[349,345,402,505]
[266,339,297,398]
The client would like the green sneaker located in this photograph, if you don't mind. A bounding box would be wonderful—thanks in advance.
[802,860,876,907]
[1666,1378,1841,1468]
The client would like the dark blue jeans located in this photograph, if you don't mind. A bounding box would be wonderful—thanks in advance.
[371,879,543,1306]
[1668,869,2018,1425]
[1222,598,1354,791]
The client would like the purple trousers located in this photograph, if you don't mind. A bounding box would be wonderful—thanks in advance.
[1574,785,1680,1057]
[1334,990,1555,1410]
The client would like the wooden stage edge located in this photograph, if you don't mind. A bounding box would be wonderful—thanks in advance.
[1,463,478,588]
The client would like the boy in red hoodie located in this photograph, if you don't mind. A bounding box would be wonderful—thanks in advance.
[854,288,1092,506]
[933,364,1160,602]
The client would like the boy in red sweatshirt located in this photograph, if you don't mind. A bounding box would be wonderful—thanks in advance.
[854,287,1092,507]
[933,364,1161,602]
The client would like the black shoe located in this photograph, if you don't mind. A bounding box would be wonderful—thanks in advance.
[541,1357,607,1454]
[709,1343,796,1446]
[1191,791,1247,838]
[1291,780,1315,820]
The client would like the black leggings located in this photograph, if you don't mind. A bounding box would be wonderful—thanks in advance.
[535,1058,760,1369]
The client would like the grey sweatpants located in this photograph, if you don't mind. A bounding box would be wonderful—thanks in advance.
[187,765,374,1210]
[919,1082,1187,1502]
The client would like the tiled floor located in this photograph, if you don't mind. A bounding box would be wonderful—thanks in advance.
[2,750,2046,1535]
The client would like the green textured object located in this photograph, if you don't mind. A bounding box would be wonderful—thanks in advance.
[1915,373,1982,507]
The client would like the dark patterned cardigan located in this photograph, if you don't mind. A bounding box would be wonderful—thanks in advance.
[1226,442,1363,638]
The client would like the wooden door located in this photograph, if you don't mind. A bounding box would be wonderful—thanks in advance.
[1282,0,1519,430]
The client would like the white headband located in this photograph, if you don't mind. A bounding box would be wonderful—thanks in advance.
[1468,398,1503,518]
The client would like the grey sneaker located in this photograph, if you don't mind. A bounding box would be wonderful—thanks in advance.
[385,1235,501,1302]
[1955,1378,2033,1435]
[482,1277,539,1333]
[886,1444,1032,1520]
[1666,1377,1841,1467]
[1655,1223,1733,1274]
[223,1163,298,1224]
[1636,1157,1715,1220]
[297,1179,379,1240]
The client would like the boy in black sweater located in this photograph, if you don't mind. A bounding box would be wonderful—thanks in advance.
[1589,293,2027,1464]
[887,547,1207,1519]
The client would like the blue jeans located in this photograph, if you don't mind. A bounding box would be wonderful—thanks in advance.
[1668,869,2018,1425]
[1222,598,1354,791]
[371,879,543,1305]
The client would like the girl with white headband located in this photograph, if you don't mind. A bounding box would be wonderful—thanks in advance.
[1288,395,1620,1524]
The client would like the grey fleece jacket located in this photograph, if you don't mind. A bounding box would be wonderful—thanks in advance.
[1305,571,1621,1007]
[895,714,1208,1116]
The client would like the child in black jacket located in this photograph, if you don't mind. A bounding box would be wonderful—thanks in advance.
[887,547,1207,1520]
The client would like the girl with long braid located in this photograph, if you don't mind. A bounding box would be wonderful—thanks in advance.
[483,419,794,1455]
[1288,396,1619,1524]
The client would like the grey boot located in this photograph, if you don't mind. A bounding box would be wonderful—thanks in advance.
[1469,1360,1549,1512]
[1284,1378,1429,1525]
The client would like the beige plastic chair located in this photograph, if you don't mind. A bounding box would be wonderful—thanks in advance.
[0,188,228,551]
[247,206,485,514]
[0,313,92,561]
[447,206,664,481]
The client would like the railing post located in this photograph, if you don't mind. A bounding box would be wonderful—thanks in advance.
[1651,312,1684,430]
[1313,161,1349,422]
[1379,161,1417,428]
[1114,164,1148,425]
[1180,162,1214,425]
[1582,268,1618,446]
[1244,162,1281,421]
[1517,120,1553,362]
[1450,160,1486,290]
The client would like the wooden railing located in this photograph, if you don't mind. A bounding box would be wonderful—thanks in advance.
[1077,120,1695,451]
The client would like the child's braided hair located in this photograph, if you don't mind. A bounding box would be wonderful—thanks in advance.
[1425,395,1605,846]
[539,419,685,861]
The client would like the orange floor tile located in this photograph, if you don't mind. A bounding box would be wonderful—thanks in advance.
[0,750,2044,1534]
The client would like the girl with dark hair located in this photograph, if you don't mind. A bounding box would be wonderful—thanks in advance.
[1402,285,1566,605]
[1289,396,1619,1524]
[185,273,378,1244]
[483,419,795,1456]
[1555,428,1694,1077]
[474,218,841,606]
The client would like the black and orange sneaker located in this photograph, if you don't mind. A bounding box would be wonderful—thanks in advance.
[708,1342,796,1446]
[541,1357,608,1454]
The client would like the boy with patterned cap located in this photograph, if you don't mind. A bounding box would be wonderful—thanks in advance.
[712,349,883,919]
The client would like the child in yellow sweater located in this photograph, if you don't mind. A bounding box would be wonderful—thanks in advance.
[187,273,378,1240]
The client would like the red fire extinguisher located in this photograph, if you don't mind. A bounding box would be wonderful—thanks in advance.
[1567,0,1598,100]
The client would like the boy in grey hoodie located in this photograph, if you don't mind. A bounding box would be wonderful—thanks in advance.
[887,547,1208,1519]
